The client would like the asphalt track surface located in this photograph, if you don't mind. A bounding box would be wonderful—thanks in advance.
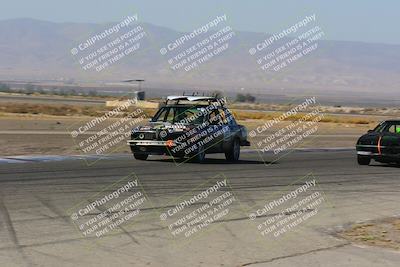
[0,150,400,267]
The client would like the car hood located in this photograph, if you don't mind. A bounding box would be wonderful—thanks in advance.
[135,122,189,131]
[357,132,380,145]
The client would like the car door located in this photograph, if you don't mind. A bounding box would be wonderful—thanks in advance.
[221,108,241,144]
[205,108,225,152]
[381,123,400,156]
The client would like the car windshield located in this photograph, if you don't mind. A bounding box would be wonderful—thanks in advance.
[152,106,206,124]
[373,122,387,132]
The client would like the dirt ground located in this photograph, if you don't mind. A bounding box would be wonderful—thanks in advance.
[340,217,400,251]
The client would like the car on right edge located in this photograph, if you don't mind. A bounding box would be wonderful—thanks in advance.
[356,120,400,165]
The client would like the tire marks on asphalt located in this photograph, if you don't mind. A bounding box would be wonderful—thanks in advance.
[0,193,34,267]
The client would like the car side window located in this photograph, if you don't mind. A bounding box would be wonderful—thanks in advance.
[223,109,237,126]
[387,124,400,134]
[214,109,230,125]
[209,109,222,125]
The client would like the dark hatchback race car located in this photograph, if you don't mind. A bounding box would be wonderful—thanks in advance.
[356,120,400,165]
[128,96,250,162]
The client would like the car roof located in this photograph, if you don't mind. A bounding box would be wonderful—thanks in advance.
[166,96,218,101]
[383,120,400,123]
[165,95,226,107]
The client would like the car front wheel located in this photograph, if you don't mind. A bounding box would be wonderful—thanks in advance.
[357,155,370,165]
[225,139,240,162]
[134,153,148,160]
[192,145,206,163]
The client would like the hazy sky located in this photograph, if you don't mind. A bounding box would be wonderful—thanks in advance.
[1,0,399,44]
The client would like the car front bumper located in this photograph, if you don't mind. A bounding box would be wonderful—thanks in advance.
[356,145,400,162]
[128,140,180,156]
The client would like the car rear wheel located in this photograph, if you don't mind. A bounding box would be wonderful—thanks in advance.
[357,155,370,165]
[134,153,148,160]
[225,139,240,162]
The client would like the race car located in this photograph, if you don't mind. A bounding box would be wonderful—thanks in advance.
[128,95,250,162]
[356,120,400,165]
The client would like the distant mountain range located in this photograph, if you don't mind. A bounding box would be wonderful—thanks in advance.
[0,18,399,99]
